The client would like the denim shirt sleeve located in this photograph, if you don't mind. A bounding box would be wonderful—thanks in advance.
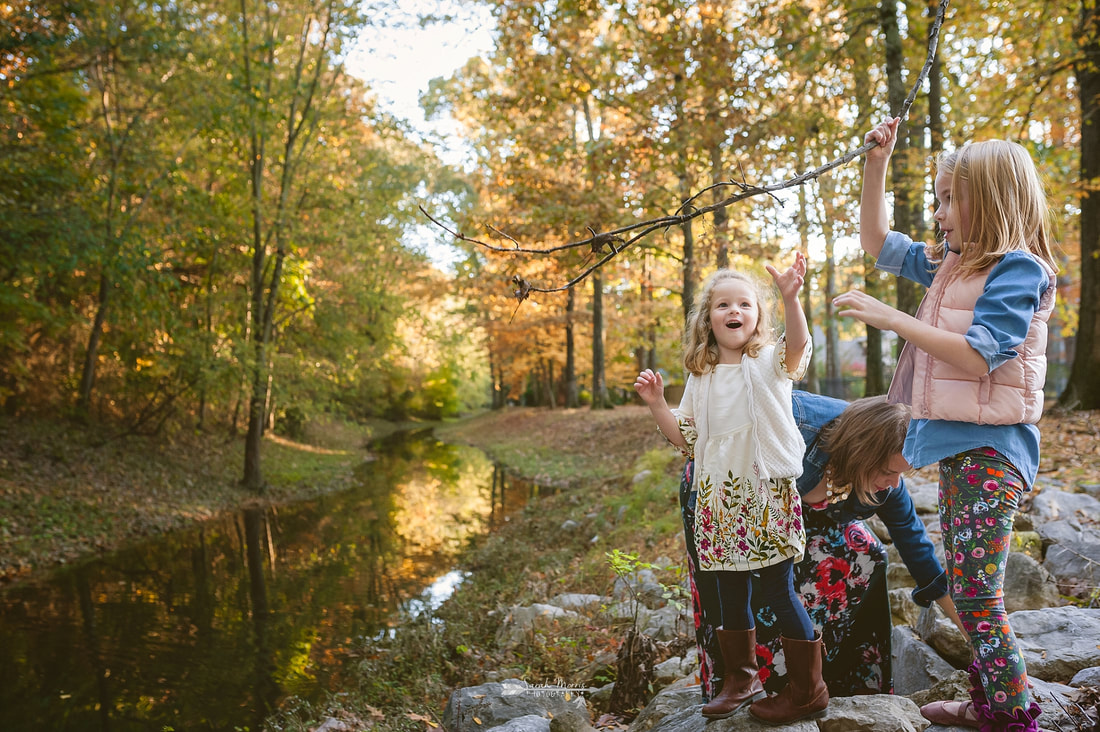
[876,230,936,287]
[874,480,949,607]
[964,253,1049,373]
[791,390,847,497]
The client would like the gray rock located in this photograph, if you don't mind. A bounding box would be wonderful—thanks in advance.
[548,593,607,612]
[496,715,552,732]
[1030,488,1100,522]
[645,705,818,732]
[906,478,941,516]
[893,625,959,695]
[496,604,581,648]
[866,513,890,543]
[641,604,691,642]
[626,686,700,732]
[1013,606,1100,680]
[890,587,922,628]
[920,611,971,669]
[1003,551,1063,612]
[1044,542,1100,597]
[816,695,930,731]
[1036,517,1098,546]
[1009,530,1043,558]
[906,668,971,708]
[1028,676,1081,731]
[442,680,591,732]
[887,544,917,589]
[1071,666,1100,686]
[585,683,613,714]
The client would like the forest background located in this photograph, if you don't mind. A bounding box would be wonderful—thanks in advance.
[3,0,1100,496]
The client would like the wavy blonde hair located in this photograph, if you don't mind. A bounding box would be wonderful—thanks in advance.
[931,140,1058,276]
[682,269,775,376]
[820,396,911,505]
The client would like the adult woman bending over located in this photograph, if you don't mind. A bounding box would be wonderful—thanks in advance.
[681,391,964,700]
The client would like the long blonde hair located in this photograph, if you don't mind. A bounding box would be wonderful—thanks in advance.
[682,269,775,376]
[931,140,1058,276]
[820,396,910,505]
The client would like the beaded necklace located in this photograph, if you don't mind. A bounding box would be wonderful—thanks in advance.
[823,467,851,505]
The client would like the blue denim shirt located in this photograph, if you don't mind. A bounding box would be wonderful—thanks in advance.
[792,390,949,607]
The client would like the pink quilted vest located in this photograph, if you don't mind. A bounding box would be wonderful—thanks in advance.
[887,251,1056,425]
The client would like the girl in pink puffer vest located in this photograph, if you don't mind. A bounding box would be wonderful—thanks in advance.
[834,117,1058,732]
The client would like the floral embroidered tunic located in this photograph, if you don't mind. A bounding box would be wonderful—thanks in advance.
[675,342,808,572]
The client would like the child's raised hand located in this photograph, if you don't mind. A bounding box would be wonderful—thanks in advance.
[766,251,807,302]
[633,368,665,405]
[865,117,900,165]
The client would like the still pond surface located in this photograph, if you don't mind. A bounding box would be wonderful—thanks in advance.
[0,429,539,731]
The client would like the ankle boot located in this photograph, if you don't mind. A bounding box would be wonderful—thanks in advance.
[748,632,829,725]
[700,628,766,719]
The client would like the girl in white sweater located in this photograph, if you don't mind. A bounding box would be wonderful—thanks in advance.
[635,254,825,725]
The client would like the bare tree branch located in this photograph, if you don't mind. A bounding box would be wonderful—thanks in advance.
[424,0,950,301]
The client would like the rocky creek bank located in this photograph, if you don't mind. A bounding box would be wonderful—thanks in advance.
[434,473,1100,732]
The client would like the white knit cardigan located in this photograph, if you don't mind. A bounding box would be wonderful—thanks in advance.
[676,337,811,485]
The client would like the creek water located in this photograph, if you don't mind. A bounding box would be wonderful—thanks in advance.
[0,428,538,731]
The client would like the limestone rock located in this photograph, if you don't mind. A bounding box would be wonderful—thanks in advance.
[1013,606,1100,681]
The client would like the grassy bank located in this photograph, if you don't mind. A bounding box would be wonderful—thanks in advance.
[0,414,416,582]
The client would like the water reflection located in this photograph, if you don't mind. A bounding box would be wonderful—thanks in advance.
[0,431,535,731]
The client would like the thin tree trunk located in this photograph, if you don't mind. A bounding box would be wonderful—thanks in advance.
[565,286,579,407]
[591,271,610,409]
[77,274,111,413]
[1063,1,1100,409]
[796,182,819,393]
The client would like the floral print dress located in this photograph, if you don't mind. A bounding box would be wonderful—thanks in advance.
[687,362,805,572]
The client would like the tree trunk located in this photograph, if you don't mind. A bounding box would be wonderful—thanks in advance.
[796,182,819,393]
[711,141,730,270]
[815,162,843,397]
[77,273,111,413]
[591,271,611,409]
[565,286,579,407]
[1063,1,1100,409]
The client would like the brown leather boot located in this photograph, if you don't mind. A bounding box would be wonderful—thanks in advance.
[748,632,829,725]
[700,628,766,719]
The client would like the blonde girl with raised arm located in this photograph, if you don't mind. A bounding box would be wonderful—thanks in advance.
[635,253,827,725]
[836,117,1057,731]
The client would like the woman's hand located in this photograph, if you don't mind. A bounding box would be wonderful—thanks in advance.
[634,369,665,406]
[767,251,807,303]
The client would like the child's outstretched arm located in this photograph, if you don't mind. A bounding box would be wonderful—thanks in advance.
[833,289,988,377]
[634,369,688,449]
[860,117,900,259]
[766,251,810,374]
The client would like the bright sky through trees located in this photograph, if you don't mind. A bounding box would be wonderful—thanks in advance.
[347,0,495,166]
[346,2,495,270]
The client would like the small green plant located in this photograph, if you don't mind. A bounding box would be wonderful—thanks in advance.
[605,549,685,628]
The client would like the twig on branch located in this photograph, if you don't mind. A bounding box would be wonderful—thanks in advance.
[422,0,950,302]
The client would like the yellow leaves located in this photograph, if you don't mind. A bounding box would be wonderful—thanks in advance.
[405,712,439,728]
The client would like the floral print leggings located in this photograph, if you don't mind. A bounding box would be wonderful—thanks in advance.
[939,448,1032,717]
